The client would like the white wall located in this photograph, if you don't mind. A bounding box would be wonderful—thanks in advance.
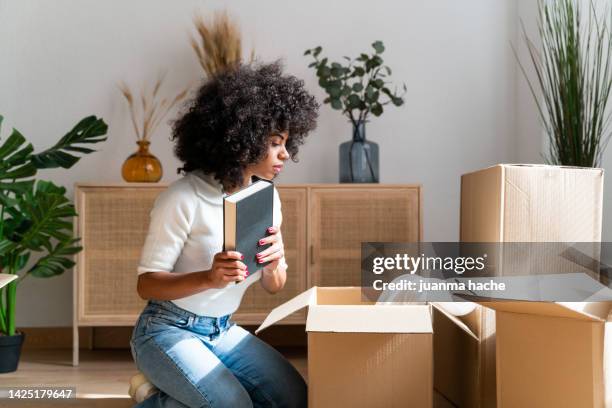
[2,0,522,326]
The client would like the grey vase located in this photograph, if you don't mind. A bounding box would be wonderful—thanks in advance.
[339,121,379,183]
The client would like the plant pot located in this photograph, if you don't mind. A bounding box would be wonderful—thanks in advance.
[339,120,379,183]
[0,331,25,373]
[121,140,163,182]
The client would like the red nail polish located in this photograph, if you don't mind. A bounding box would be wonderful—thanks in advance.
[240,255,244,260]
[258,259,263,263]
[259,240,264,245]
[246,271,250,276]
[268,227,274,233]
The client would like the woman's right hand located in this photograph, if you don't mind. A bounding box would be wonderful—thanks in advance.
[205,251,249,287]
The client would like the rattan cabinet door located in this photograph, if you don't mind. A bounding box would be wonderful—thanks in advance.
[233,187,307,324]
[75,185,166,325]
[310,186,421,287]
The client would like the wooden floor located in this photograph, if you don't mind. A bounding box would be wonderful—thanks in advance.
[0,347,308,407]
[0,348,454,407]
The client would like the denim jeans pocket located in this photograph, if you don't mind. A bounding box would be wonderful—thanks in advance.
[147,311,190,330]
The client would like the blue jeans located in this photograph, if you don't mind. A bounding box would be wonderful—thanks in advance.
[130,300,307,408]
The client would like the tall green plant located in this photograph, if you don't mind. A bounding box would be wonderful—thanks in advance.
[517,0,612,167]
[0,116,108,336]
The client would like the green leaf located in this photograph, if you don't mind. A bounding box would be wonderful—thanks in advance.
[304,49,312,56]
[328,86,342,98]
[317,66,331,78]
[30,116,108,169]
[371,103,384,116]
[347,94,362,109]
[342,85,351,96]
[8,180,77,252]
[313,46,322,57]
[352,83,364,92]
[372,41,385,54]
[353,67,365,77]
[28,238,82,278]
[385,66,392,75]
[373,79,385,89]
[308,62,317,68]
[330,99,343,110]
[392,97,404,106]
[330,67,342,77]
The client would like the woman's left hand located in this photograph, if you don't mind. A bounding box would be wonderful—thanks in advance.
[256,226,285,273]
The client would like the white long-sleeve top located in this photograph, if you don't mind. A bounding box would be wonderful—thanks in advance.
[137,169,285,317]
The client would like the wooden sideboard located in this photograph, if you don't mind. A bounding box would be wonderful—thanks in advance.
[72,182,421,365]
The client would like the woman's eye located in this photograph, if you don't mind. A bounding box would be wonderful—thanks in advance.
[272,143,280,147]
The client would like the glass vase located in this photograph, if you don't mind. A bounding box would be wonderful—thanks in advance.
[121,140,163,182]
[339,120,379,183]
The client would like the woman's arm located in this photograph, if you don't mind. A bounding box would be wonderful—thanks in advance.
[137,270,212,301]
[137,251,248,300]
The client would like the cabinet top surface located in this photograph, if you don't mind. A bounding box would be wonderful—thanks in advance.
[74,182,422,189]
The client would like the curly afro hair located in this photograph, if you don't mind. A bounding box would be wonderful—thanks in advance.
[171,61,319,191]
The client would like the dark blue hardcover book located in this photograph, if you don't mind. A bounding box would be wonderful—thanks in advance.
[223,179,274,282]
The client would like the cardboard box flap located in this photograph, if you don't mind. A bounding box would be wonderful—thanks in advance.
[0,273,17,289]
[306,305,433,333]
[431,303,479,340]
[482,163,604,172]
[479,300,610,322]
[255,287,317,334]
[557,302,612,322]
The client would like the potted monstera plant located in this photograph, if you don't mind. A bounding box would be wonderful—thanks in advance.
[0,115,107,372]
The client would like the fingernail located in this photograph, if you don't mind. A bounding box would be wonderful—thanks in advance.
[246,271,250,276]
[259,240,264,245]
[267,227,274,233]
[240,255,244,260]
[258,259,263,264]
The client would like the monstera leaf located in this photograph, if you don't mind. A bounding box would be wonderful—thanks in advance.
[27,237,82,278]
[30,116,108,169]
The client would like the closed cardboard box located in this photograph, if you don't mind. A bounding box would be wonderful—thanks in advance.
[452,164,606,407]
[256,287,434,408]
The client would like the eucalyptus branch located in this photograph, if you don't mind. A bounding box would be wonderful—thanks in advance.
[305,41,405,125]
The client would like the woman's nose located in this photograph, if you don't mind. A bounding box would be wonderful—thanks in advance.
[279,146,289,160]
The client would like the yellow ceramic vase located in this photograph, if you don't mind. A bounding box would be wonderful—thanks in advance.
[121,140,163,182]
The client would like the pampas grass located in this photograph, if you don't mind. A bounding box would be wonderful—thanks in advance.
[190,10,255,77]
[118,73,189,141]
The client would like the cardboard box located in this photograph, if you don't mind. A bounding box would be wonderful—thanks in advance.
[455,164,606,407]
[256,287,434,408]
[431,303,482,408]
[476,300,612,407]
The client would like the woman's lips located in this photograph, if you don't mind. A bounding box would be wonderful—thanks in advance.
[272,165,283,174]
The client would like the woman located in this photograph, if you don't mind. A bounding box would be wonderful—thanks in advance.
[129,61,319,408]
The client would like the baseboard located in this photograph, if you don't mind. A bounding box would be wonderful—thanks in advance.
[18,325,307,350]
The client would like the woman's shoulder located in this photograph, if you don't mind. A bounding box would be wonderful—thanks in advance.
[152,174,200,209]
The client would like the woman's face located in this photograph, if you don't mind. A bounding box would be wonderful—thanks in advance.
[248,131,290,181]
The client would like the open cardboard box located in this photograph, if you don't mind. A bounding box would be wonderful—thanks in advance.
[470,300,612,408]
[256,286,434,408]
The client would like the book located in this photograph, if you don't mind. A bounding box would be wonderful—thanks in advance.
[223,178,274,282]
